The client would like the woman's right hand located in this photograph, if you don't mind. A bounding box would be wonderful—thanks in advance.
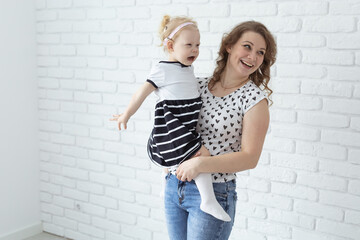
[109,113,129,130]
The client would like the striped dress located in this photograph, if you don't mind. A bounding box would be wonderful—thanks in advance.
[146,61,202,168]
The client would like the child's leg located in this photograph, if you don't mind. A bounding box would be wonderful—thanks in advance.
[194,173,231,222]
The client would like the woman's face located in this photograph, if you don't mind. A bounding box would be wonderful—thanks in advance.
[226,31,266,79]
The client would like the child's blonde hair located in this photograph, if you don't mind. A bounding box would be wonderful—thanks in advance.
[158,15,198,51]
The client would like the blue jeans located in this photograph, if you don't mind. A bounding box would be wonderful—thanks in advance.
[164,173,237,240]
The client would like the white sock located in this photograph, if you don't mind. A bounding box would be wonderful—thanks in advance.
[194,173,231,222]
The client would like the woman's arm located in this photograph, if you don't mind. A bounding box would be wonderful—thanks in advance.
[176,98,269,181]
[110,82,156,130]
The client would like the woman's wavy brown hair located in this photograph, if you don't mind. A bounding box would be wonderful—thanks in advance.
[210,21,277,102]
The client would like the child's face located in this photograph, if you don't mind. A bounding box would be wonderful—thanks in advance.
[168,27,200,66]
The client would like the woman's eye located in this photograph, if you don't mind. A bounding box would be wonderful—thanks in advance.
[258,51,265,56]
[243,44,251,50]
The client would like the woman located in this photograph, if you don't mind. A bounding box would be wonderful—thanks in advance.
[164,21,277,240]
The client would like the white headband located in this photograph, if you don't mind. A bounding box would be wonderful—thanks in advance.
[163,22,195,45]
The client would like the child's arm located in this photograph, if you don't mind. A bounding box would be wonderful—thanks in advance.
[110,82,156,130]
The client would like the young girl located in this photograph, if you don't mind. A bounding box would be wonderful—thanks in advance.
[110,15,230,222]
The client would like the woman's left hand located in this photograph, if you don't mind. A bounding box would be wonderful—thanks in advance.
[176,157,201,182]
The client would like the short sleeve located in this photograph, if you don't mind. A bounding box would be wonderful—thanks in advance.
[196,77,210,94]
[146,63,165,88]
[243,83,268,114]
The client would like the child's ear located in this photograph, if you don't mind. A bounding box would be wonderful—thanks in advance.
[167,41,174,52]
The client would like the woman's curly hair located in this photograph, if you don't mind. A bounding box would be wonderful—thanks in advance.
[210,21,277,102]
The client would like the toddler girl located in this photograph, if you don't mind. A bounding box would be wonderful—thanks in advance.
[110,15,230,222]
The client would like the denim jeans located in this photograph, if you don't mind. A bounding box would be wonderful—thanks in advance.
[164,173,237,240]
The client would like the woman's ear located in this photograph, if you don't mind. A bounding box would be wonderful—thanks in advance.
[226,46,232,54]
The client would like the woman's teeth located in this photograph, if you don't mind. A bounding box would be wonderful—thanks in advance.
[241,60,253,68]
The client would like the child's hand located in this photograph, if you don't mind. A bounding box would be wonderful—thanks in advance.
[110,113,129,130]
[194,145,210,157]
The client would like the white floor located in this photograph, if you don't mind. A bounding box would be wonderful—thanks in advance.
[23,232,67,240]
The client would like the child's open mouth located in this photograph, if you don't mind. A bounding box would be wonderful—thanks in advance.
[187,56,196,61]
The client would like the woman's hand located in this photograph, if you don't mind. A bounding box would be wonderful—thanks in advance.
[176,156,202,182]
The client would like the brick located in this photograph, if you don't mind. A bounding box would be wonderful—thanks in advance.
[62,124,88,137]
[323,98,360,115]
[106,187,135,202]
[277,64,326,79]
[63,166,88,180]
[303,17,356,33]
[297,111,349,128]
[106,46,137,58]
[119,178,151,194]
[277,49,301,64]
[60,57,87,68]
[270,109,296,123]
[101,19,133,32]
[263,135,295,153]
[92,216,120,232]
[295,199,344,221]
[51,133,75,144]
[349,149,360,164]
[64,229,91,240]
[272,182,318,201]
[328,33,360,49]
[297,172,347,192]
[302,50,354,65]
[61,33,88,44]
[61,103,87,114]
[87,9,117,19]
[248,218,291,238]
[89,172,118,186]
[119,200,150,217]
[348,180,360,196]
[88,57,117,70]
[322,130,360,147]
[354,85,360,98]
[271,123,320,141]
[107,209,136,224]
[330,1,360,15]
[345,210,360,225]
[77,45,106,57]
[271,152,318,172]
[45,22,72,33]
[90,194,117,209]
[78,223,105,238]
[320,190,360,211]
[189,4,229,17]
[317,219,360,239]
[65,209,91,224]
[42,223,64,237]
[296,141,347,161]
[248,190,293,210]
[276,34,326,48]
[301,80,353,98]
[267,208,315,229]
[74,21,101,33]
[91,34,119,44]
[53,216,77,230]
[328,66,360,81]
[59,9,86,20]
[231,2,277,16]
[89,150,117,164]
[118,7,150,19]
[41,202,64,216]
[62,145,88,158]
[320,159,360,179]
[279,2,328,16]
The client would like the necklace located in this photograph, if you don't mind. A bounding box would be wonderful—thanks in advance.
[220,79,248,90]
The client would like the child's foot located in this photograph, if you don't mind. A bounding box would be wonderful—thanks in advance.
[200,201,231,222]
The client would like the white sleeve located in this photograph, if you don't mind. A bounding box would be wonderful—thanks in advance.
[146,63,165,88]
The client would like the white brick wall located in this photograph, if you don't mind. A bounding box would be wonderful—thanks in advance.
[36,0,360,239]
